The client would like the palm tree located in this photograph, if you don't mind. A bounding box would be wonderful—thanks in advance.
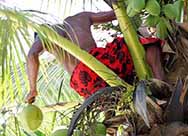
[0,1,95,135]
[1,0,188,135]
[69,0,188,135]
[0,0,136,135]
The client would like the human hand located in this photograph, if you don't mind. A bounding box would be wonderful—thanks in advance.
[25,90,38,104]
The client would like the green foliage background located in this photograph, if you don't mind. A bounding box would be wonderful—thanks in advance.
[0,0,186,135]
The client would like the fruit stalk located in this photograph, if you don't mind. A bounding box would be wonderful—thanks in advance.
[112,0,152,79]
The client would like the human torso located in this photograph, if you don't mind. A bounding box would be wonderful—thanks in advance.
[64,12,96,51]
[50,12,96,74]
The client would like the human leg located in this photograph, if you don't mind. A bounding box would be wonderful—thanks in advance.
[140,37,165,80]
[146,44,165,80]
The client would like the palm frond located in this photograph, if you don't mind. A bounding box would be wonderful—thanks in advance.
[0,4,83,135]
[0,2,134,135]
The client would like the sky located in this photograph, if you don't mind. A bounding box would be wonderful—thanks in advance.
[3,0,111,18]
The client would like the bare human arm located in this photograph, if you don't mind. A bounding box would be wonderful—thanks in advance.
[90,10,116,24]
[26,40,44,104]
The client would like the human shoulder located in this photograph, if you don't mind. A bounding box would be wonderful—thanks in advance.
[65,11,93,21]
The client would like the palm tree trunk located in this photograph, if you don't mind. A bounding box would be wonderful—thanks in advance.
[112,0,152,80]
[103,0,113,8]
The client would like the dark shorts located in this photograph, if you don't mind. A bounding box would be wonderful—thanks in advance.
[70,37,163,98]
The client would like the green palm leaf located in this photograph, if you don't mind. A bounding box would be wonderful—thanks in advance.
[0,1,133,135]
